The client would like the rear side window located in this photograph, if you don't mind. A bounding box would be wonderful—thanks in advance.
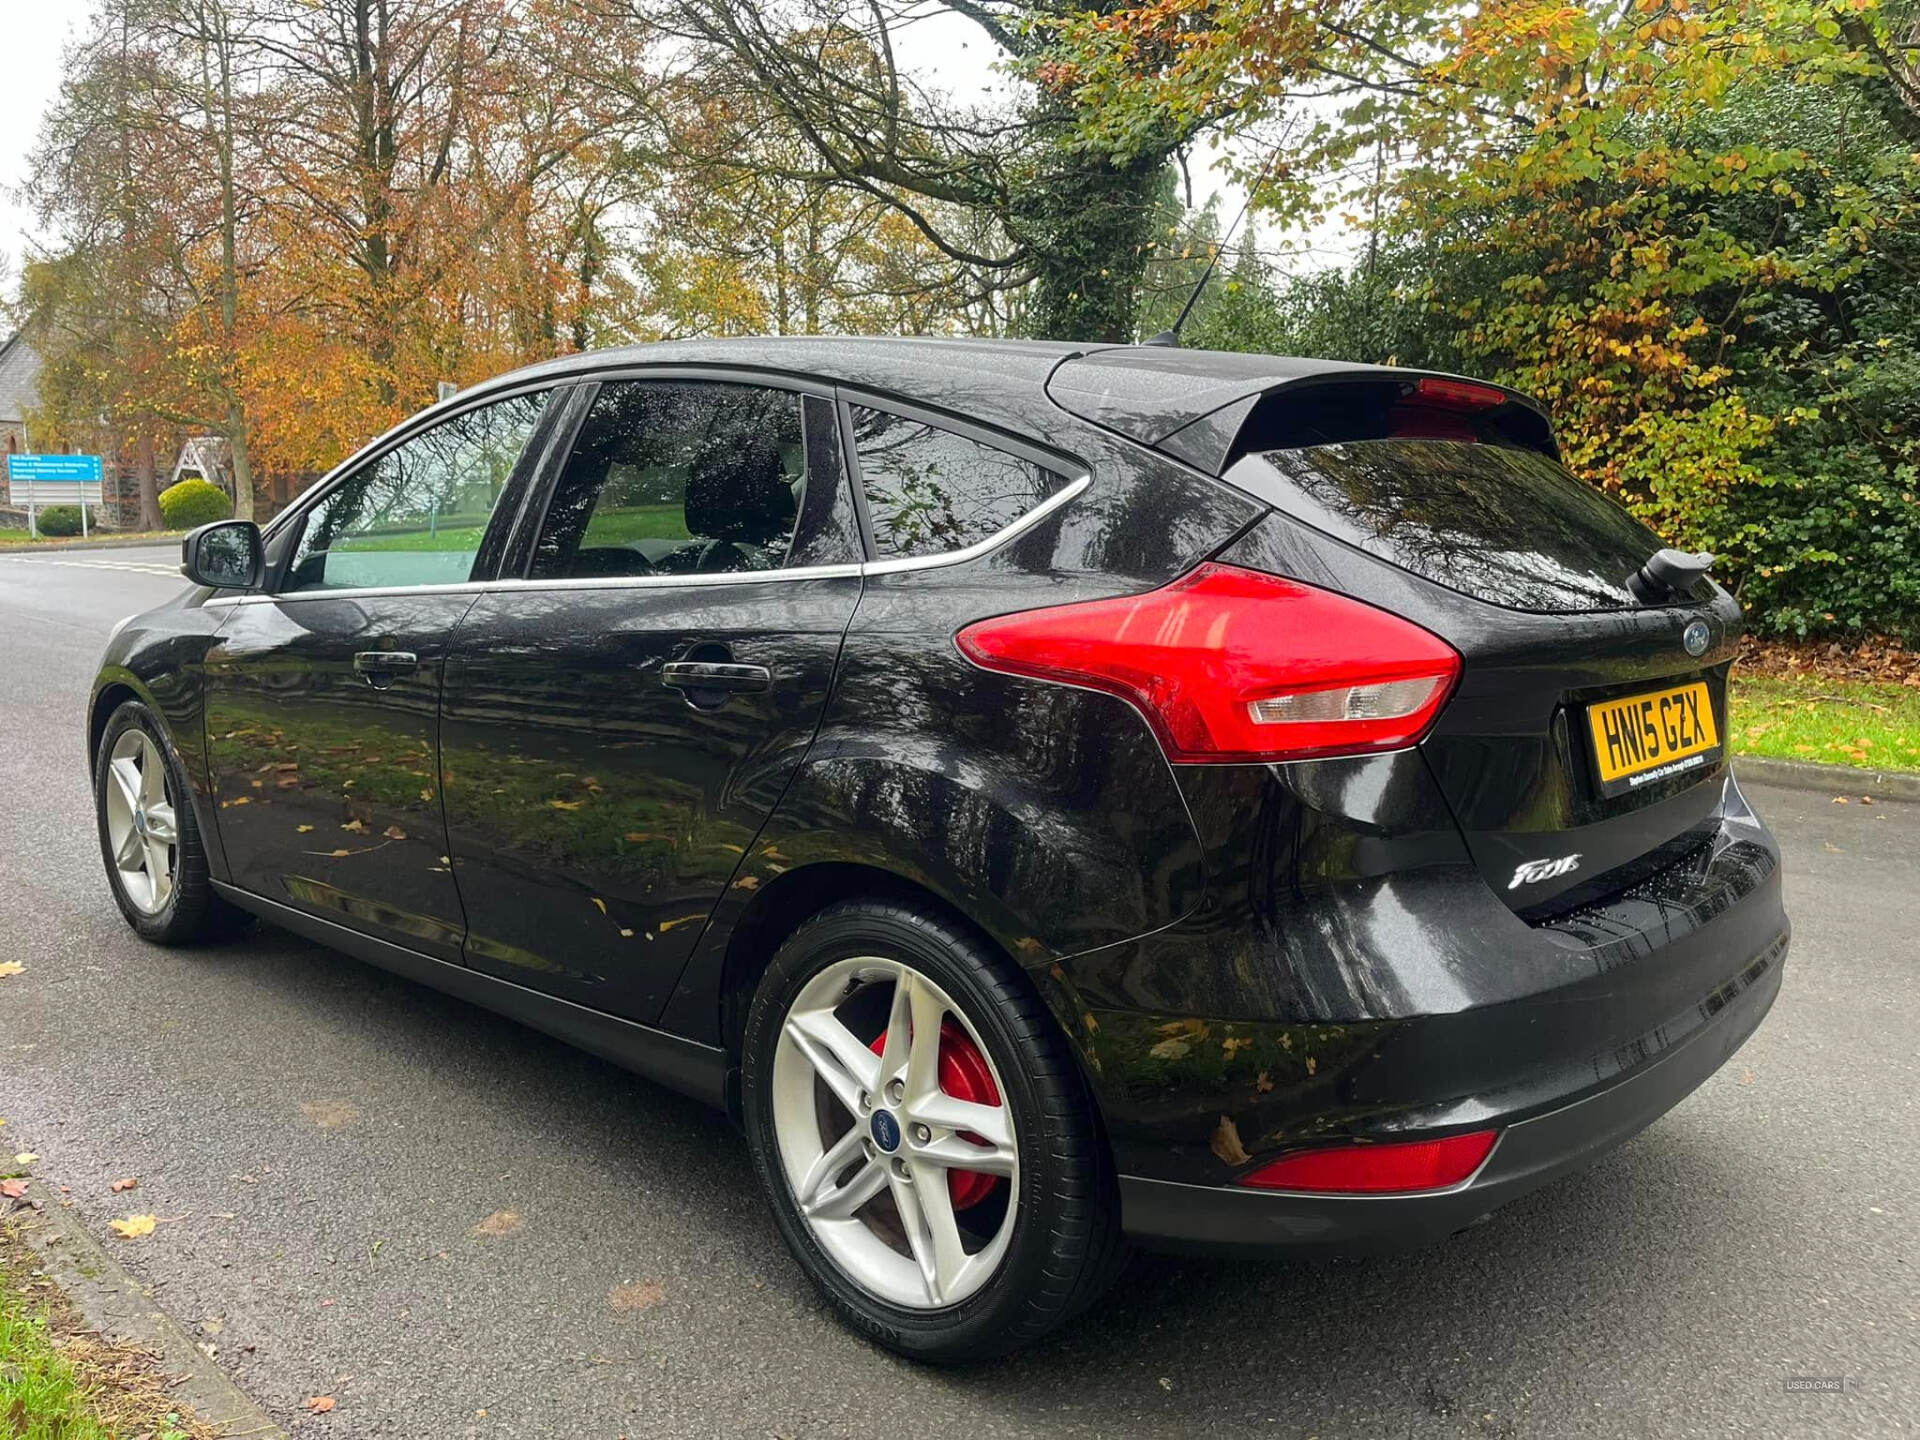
[1232,440,1669,612]
[532,381,856,579]
[851,406,1067,562]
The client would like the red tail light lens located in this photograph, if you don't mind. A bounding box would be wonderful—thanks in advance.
[955,563,1461,764]
[1237,1130,1499,1193]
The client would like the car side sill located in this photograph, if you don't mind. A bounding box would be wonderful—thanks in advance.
[211,881,731,1110]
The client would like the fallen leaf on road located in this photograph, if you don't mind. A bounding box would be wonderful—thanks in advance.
[300,1100,358,1129]
[110,1214,157,1239]
[1210,1115,1251,1167]
[607,1280,666,1313]
[13,1153,37,1165]
[382,825,406,840]
[0,1180,26,1199]
[0,963,24,979]
[307,1396,336,1414]
[341,819,367,832]
[111,1177,139,1192]
[471,1210,523,1237]
[591,896,607,914]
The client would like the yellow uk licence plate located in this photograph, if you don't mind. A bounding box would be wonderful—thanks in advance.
[1587,681,1721,797]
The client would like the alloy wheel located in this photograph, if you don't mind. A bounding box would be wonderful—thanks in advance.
[103,728,177,915]
[770,955,1019,1309]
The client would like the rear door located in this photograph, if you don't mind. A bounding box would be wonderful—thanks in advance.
[440,376,864,1020]
[203,387,559,958]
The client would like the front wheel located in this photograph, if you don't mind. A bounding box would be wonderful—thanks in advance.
[94,699,237,944]
[741,900,1125,1363]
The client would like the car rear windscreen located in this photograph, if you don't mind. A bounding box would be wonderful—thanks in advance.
[1226,439,1671,613]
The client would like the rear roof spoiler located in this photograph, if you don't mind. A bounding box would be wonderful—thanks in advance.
[1045,349,1555,475]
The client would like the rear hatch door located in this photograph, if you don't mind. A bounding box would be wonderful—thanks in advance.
[1218,426,1737,915]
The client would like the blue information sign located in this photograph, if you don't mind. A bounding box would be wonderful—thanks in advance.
[6,454,104,484]
[6,454,107,536]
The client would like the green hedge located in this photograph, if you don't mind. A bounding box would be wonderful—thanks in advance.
[34,505,90,536]
[158,477,232,530]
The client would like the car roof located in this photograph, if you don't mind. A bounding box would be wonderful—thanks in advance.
[471,334,1414,416]
[454,336,1544,473]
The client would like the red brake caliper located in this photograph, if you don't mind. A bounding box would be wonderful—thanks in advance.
[869,1018,1003,1209]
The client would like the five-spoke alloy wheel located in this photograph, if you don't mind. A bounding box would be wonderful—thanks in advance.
[94,698,233,944]
[742,900,1125,1363]
[103,726,179,915]
[772,955,1020,1309]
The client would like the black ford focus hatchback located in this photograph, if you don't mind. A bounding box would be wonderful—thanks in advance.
[90,338,1787,1362]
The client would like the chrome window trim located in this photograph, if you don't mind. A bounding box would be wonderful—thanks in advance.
[204,563,867,607]
[200,473,1088,607]
[858,473,1091,575]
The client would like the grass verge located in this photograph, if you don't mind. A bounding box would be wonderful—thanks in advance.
[0,529,183,549]
[0,1216,214,1440]
[1730,673,1920,772]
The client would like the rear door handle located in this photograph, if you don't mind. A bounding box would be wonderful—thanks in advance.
[660,660,772,703]
[353,651,419,689]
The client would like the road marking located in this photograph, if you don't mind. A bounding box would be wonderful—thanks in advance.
[0,557,181,578]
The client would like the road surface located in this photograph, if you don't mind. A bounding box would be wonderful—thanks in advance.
[2,544,1914,1437]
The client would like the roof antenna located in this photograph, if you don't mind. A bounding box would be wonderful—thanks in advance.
[1143,148,1277,348]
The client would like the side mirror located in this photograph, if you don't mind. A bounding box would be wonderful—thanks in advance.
[182,520,264,591]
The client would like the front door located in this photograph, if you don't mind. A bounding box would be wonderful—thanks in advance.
[203,388,557,959]
[440,379,864,1019]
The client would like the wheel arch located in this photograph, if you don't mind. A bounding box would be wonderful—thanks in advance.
[88,673,150,774]
[712,860,1000,1060]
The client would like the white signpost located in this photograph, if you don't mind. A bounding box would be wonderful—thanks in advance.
[5,454,106,539]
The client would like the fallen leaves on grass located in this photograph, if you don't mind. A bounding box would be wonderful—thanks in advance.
[470,1210,523,1238]
[110,1214,157,1239]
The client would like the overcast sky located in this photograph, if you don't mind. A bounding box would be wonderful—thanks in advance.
[0,2,96,279]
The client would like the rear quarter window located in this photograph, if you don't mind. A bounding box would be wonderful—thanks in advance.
[1229,439,1672,612]
[851,406,1068,561]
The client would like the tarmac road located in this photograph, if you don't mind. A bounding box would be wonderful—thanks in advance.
[1,543,1914,1437]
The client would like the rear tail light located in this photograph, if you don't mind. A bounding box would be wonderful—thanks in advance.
[955,562,1460,764]
[1237,1130,1499,1193]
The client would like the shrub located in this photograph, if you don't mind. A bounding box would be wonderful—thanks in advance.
[34,505,89,536]
[158,477,233,530]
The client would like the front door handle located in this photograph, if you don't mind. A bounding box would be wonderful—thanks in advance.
[353,651,419,689]
[660,660,772,706]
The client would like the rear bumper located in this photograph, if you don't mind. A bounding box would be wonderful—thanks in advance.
[1119,922,1784,1254]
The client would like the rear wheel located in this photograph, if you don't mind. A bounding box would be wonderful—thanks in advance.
[95,699,238,944]
[741,900,1125,1362]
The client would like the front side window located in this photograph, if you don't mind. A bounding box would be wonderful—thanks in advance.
[851,406,1068,562]
[285,390,550,593]
[532,381,841,579]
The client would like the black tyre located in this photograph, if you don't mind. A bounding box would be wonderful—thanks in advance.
[741,899,1126,1363]
[94,699,240,944]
